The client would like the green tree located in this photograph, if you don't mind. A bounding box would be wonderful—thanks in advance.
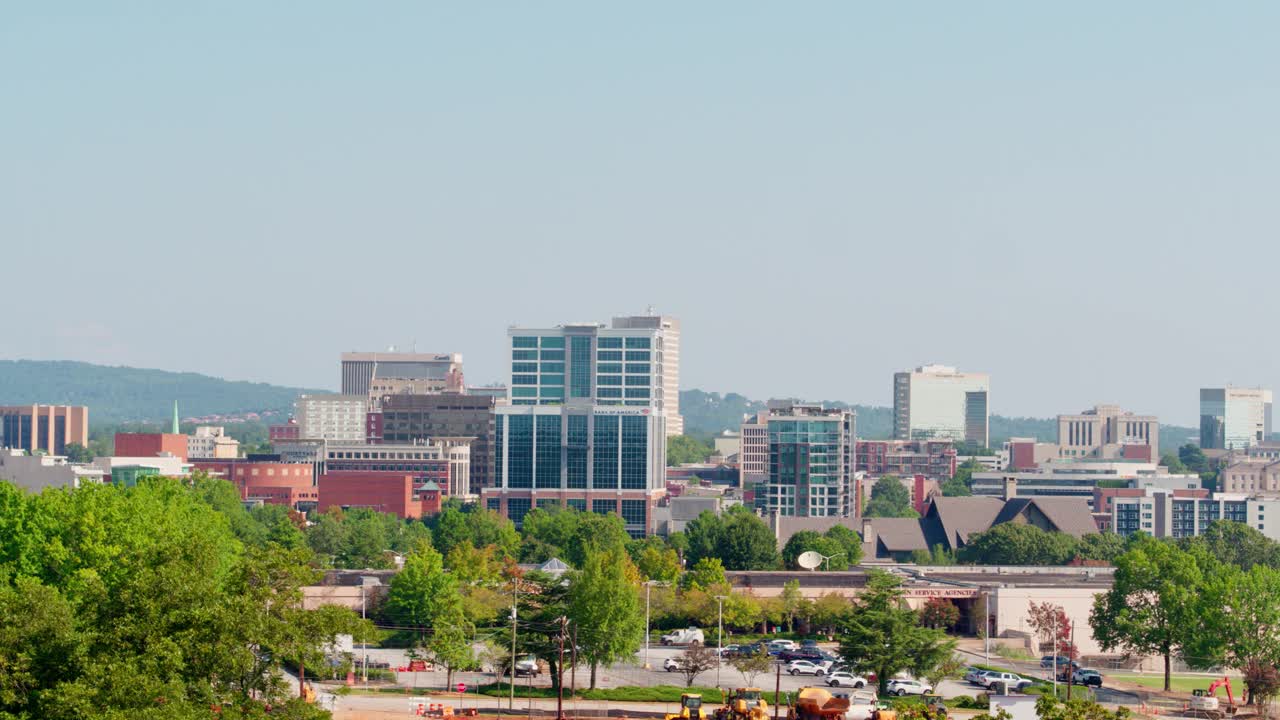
[782,531,848,570]
[1090,536,1207,691]
[1074,533,1127,563]
[1186,563,1280,702]
[837,571,956,694]
[824,525,865,567]
[1160,452,1188,474]
[1179,444,1209,474]
[424,597,476,689]
[863,476,918,518]
[431,505,519,559]
[62,442,93,463]
[717,506,780,570]
[383,544,456,646]
[683,511,724,565]
[730,648,774,687]
[684,557,728,591]
[958,523,1079,565]
[780,579,805,632]
[568,549,644,688]
[1183,520,1280,570]
[667,435,715,466]
[521,506,631,567]
[940,476,972,496]
[633,542,682,583]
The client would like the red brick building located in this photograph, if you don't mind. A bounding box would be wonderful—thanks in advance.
[318,472,442,519]
[115,433,189,462]
[269,421,300,443]
[856,440,957,480]
[192,459,317,508]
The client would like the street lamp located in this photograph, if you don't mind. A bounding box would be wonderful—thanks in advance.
[714,595,727,688]
[643,580,670,670]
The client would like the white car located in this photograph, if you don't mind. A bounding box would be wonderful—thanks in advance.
[769,640,799,652]
[826,671,868,688]
[885,679,932,696]
[663,657,683,672]
[786,660,833,676]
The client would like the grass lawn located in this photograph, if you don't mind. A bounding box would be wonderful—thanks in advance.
[1110,674,1225,693]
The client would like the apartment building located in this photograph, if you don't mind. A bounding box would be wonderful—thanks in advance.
[753,402,856,518]
[1110,489,1280,541]
[1201,387,1273,450]
[855,439,957,480]
[893,365,990,447]
[739,411,769,486]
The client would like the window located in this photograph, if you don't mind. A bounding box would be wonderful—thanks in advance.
[625,376,649,386]
[625,363,650,375]
[621,500,646,527]
[593,415,619,489]
[540,374,565,386]
[507,498,532,526]
[598,337,623,349]
[598,387,623,398]
[512,362,538,374]
[625,351,650,361]
[540,350,565,361]
[625,388,650,399]
[567,499,587,512]
[566,415,588,489]
[592,499,615,515]
[598,375,622,386]
[625,337,651,349]
[598,363,623,374]
[512,387,537,398]
[570,336,592,399]
[541,362,565,374]
[512,375,537,385]
[540,336,565,349]
[507,415,534,488]
[621,415,648,489]
[513,336,538,348]
[535,415,562,488]
[513,349,538,360]
[540,386,565,400]
[487,498,500,511]
[597,351,623,361]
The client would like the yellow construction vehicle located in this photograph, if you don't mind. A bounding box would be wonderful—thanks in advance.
[715,688,769,720]
[666,693,708,720]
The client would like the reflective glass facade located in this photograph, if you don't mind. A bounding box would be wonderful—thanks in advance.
[894,367,990,447]
[508,327,659,408]
[1200,388,1273,450]
[757,405,855,517]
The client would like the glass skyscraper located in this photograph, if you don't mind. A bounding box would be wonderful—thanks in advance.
[1200,387,1273,450]
[893,365,990,447]
[754,402,856,517]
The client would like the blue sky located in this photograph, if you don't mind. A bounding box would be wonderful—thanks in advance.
[3,3,1277,424]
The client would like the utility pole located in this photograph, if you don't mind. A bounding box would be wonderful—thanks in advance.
[571,624,579,698]
[773,661,782,720]
[1067,620,1076,701]
[984,590,991,663]
[1052,628,1058,697]
[715,595,727,689]
[510,583,519,711]
[557,616,568,720]
[360,584,368,684]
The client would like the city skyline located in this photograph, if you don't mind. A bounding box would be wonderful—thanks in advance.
[6,4,1280,424]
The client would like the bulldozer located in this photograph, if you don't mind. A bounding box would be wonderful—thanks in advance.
[788,687,850,720]
[1188,677,1259,720]
[667,693,708,720]
[715,688,769,720]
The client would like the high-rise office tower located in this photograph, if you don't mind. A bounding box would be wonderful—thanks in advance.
[1201,387,1273,450]
[340,352,464,408]
[609,314,682,435]
[0,405,89,456]
[507,315,680,435]
[893,365,990,447]
[753,401,856,518]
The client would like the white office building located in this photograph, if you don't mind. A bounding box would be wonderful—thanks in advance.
[1201,387,1273,451]
[187,426,240,459]
[893,365,990,447]
[296,394,367,443]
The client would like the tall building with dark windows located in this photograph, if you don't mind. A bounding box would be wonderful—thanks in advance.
[480,405,665,536]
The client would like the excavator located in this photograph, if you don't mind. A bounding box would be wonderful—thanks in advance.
[715,688,769,720]
[666,693,708,720]
[1189,677,1255,720]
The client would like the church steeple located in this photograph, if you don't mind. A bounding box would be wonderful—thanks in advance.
[172,400,180,434]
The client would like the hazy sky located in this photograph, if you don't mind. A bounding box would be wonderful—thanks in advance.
[4,3,1278,425]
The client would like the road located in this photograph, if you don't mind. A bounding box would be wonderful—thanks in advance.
[953,647,1141,706]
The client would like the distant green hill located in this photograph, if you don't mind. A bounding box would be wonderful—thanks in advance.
[679,388,1197,446]
[0,360,324,424]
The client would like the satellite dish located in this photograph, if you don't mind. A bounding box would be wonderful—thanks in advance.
[797,551,823,570]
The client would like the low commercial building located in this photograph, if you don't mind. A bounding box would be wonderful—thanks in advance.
[318,472,439,519]
[92,455,192,482]
[971,460,1200,507]
[0,449,104,491]
[192,459,318,509]
[1218,460,1280,494]
[322,441,463,493]
[0,404,89,456]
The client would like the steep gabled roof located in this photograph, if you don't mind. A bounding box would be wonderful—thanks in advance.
[1022,497,1098,537]
[923,496,1006,550]
[871,518,929,553]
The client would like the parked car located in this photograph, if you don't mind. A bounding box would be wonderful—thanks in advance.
[978,672,1034,691]
[661,628,705,646]
[1073,669,1103,687]
[719,644,746,658]
[1040,655,1072,669]
[769,639,799,652]
[513,655,540,677]
[826,671,868,688]
[778,649,824,663]
[801,639,821,649]
[786,660,833,676]
[963,667,986,684]
[664,657,682,672]
[885,679,933,697]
